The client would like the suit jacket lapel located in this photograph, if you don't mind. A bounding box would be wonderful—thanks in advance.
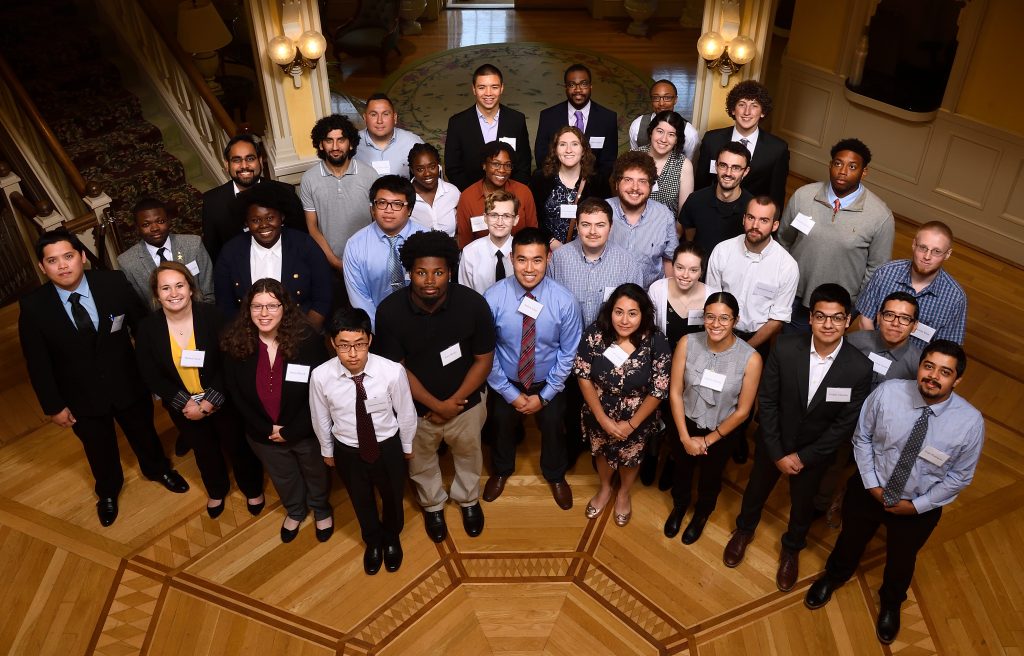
[795,336,811,415]
[86,272,112,349]
[806,342,850,414]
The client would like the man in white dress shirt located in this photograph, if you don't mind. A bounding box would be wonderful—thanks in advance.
[459,189,518,294]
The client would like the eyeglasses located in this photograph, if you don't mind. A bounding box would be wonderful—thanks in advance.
[336,342,369,353]
[716,162,747,173]
[880,310,915,326]
[650,95,677,102]
[484,212,516,223]
[565,81,591,90]
[250,303,283,313]
[487,160,514,171]
[811,311,848,324]
[913,243,949,258]
[229,155,259,165]
[704,313,734,324]
[372,199,409,211]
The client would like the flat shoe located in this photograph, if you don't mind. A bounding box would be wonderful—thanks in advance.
[247,498,265,516]
[280,524,300,543]
[614,511,632,527]
[585,502,605,519]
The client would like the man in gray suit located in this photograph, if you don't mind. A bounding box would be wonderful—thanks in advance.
[117,198,215,309]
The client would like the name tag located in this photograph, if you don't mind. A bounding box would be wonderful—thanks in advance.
[867,352,892,376]
[517,295,543,319]
[559,204,576,219]
[688,308,705,326]
[371,160,391,175]
[911,322,936,343]
[365,396,389,414]
[603,286,617,302]
[185,260,200,276]
[699,369,726,391]
[825,387,851,402]
[602,344,629,368]
[919,445,950,467]
[285,363,310,383]
[652,182,660,192]
[753,281,776,298]
[498,136,517,150]
[709,159,717,174]
[180,349,206,368]
[792,212,815,235]
[110,314,125,332]
[440,342,462,366]
[589,136,605,149]
[470,215,487,232]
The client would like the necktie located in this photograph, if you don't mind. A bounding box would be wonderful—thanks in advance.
[69,292,97,340]
[517,293,536,389]
[157,246,169,262]
[351,373,380,464]
[574,110,584,132]
[882,407,933,506]
[739,137,749,148]
[832,199,841,223]
[386,235,404,290]
[637,113,652,147]
[495,250,506,281]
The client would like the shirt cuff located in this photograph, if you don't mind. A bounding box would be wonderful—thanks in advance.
[202,388,226,408]
[170,391,191,412]
[911,496,933,514]
[860,470,881,490]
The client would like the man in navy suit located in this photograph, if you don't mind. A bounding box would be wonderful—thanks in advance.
[444,64,532,191]
[19,229,189,526]
[533,64,618,179]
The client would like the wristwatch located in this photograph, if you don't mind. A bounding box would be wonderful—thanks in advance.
[540,397,549,407]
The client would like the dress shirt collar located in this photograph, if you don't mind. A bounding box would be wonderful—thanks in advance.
[335,352,379,381]
[488,233,513,254]
[610,196,651,226]
[251,236,283,259]
[810,337,843,362]
[910,385,956,418]
[477,107,500,124]
[510,276,547,301]
[731,126,759,150]
[742,237,775,262]
[371,219,417,241]
[55,274,91,304]
[360,127,396,152]
[145,236,173,263]
[826,182,865,209]
[567,101,591,124]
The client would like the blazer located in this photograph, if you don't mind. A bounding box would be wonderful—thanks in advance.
[213,228,332,321]
[201,179,306,264]
[223,332,329,445]
[533,100,619,177]
[117,234,214,309]
[18,270,150,417]
[444,104,532,191]
[693,127,790,208]
[528,170,610,238]
[135,302,228,414]
[757,333,873,468]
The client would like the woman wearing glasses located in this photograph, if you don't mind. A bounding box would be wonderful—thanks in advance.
[408,143,460,237]
[632,110,694,214]
[454,141,538,248]
[663,291,762,545]
[222,279,333,543]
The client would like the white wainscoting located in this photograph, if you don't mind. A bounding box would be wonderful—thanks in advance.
[775,56,1024,265]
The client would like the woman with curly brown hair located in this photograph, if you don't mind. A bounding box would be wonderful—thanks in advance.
[221,279,333,543]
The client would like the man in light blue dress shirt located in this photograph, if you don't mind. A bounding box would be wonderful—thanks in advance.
[354,93,425,179]
[804,340,984,645]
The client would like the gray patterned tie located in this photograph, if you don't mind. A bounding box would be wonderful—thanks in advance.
[386,235,404,290]
[882,406,933,506]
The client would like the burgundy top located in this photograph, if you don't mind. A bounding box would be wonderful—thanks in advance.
[256,340,283,423]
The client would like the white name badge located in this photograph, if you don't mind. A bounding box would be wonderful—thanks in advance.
[709,159,717,174]
[792,212,815,235]
[185,260,200,276]
[371,160,392,175]
[602,344,629,367]
[440,342,462,366]
[825,387,852,402]
[498,136,517,150]
[652,182,660,192]
[753,281,776,298]
[687,308,705,326]
[285,363,310,383]
[603,286,617,302]
[365,396,389,414]
[867,352,893,376]
[470,215,487,232]
[517,295,543,319]
[180,349,206,368]
[919,445,950,467]
[911,322,936,343]
[589,136,606,149]
[699,369,726,391]
[559,204,576,219]
[110,314,125,333]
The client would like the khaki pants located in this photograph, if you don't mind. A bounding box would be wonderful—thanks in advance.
[409,401,486,512]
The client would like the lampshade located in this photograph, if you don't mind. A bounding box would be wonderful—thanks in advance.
[297,30,327,60]
[697,31,726,60]
[728,36,757,65]
[177,0,232,54]
[268,35,298,66]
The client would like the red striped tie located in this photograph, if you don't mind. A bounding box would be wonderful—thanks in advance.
[517,293,536,389]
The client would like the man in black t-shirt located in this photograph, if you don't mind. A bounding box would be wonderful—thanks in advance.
[679,140,752,257]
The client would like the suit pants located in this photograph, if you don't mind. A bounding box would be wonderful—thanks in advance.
[334,433,406,547]
[248,436,332,522]
[167,402,264,500]
[670,417,737,516]
[410,401,485,512]
[71,394,170,498]
[490,384,567,482]
[824,475,941,608]
[735,442,829,551]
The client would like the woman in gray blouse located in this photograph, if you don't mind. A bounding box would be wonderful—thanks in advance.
[664,292,763,545]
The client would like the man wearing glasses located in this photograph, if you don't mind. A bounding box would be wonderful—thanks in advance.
[342,175,425,328]
[459,190,520,294]
[679,141,753,255]
[855,221,966,347]
[454,141,538,248]
[629,80,699,161]
[534,63,619,178]
[723,283,872,594]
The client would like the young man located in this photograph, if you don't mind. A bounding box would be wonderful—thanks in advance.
[454,141,539,248]
[483,228,583,510]
[310,308,417,575]
[375,231,496,542]
[629,79,699,160]
[19,230,189,526]
[353,93,425,179]
[444,64,532,191]
[805,341,983,646]
[459,189,519,294]
[723,284,872,592]
[534,63,619,177]
[343,175,426,328]
[855,221,967,347]
[679,141,753,256]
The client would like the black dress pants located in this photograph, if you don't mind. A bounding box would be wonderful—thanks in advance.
[490,383,567,482]
[334,433,406,547]
[167,402,264,500]
[670,416,737,515]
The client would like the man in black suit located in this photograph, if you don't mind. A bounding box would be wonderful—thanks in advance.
[722,283,872,592]
[444,64,531,191]
[693,80,790,208]
[201,134,305,263]
[18,229,189,526]
[533,63,618,179]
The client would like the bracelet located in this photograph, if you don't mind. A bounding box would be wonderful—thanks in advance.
[627,419,636,429]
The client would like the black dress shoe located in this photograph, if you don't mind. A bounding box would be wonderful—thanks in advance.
[804,577,840,610]
[154,470,189,493]
[663,506,686,538]
[281,523,300,543]
[96,497,118,526]
[174,434,191,457]
[424,509,447,543]
[315,522,334,543]
[384,541,403,572]
[657,456,675,491]
[247,498,265,516]
[461,502,484,537]
[639,454,657,486]
[364,544,383,575]
[681,514,709,545]
[876,606,901,644]
[207,498,226,519]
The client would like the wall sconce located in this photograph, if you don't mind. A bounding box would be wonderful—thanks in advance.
[268,1,326,88]
[697,31,756,86]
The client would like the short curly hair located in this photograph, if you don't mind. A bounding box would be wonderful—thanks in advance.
[830,138,872,168]
[726,80,773,118]
[310,114,360,160]
[610,151,657,190]
[398,230,460,273]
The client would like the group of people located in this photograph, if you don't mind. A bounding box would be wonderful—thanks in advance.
[18,62,981,645]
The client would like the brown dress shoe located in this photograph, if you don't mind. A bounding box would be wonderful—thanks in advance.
[776,549,799,592]
[483,475,508,502]
[550,480,573,510]
[723,529,754,567]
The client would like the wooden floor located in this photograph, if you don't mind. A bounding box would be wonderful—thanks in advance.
[3,9,1024,656]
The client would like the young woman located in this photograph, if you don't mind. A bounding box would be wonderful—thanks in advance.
[408,143,460,236]
[634,110,694,214]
